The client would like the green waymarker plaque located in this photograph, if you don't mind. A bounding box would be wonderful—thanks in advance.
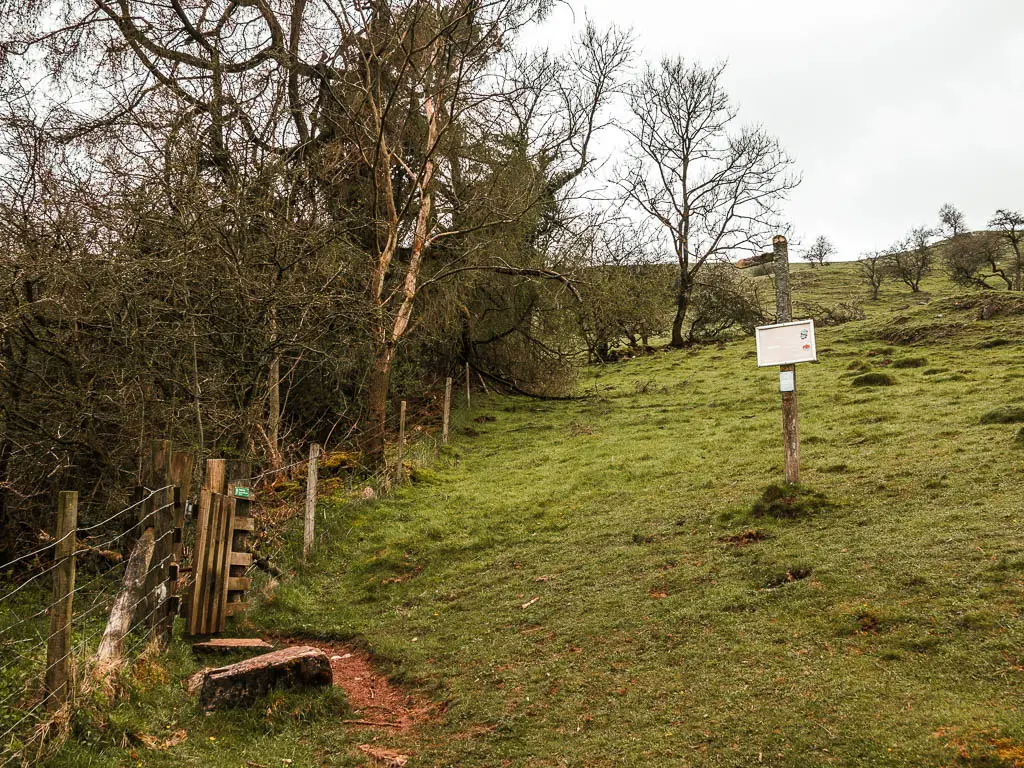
[233,486,252,500]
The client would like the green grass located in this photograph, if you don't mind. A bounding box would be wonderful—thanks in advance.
[45,263,1024,767]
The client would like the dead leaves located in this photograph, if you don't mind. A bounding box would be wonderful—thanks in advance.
[358,744,410,766]
[135,728,188,750]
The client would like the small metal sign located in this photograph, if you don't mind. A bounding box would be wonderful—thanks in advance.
[755,319,817,367]
[779,370,795,392]
[233,486,252,500]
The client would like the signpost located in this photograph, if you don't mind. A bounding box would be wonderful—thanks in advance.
[740,235,814,485]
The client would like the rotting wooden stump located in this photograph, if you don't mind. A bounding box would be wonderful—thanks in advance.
[192,638,274,655]
[188,645,332,710]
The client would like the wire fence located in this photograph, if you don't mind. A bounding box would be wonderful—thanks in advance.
[0,446,324,766]
[0,485,178,767]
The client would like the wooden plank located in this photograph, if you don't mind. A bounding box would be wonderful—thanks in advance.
[230,552,252,567]
[223,602,249,617]
[227,577,251,592]
[232,516,254,532]
[204,459,227,495]
[204,494,226,634]
[187,488,213,635]
[193,638,273,654]
[202,492,227,635]
[213,496,236,633]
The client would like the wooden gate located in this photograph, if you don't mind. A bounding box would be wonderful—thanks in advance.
[185,460,253,636]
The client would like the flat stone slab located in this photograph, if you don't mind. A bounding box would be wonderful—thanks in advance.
[192,638,275,654]
[189,645,333,710]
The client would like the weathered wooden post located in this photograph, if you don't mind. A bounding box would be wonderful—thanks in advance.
[45,491,77,709]
[465,363,471,410]
[303,443,320,558]
[443,377,452,444]
[397,400,407,482]
[143,440,173,640]
[162,451,194,641]
[743,235,816,486]
[772,236,801,484]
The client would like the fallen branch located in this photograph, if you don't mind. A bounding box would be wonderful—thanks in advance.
[344,719,402,728]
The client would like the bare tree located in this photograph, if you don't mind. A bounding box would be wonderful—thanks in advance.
[989,209,1024,290]
[804,235,835,268]
[859,251,888,299]
[620,59,798,347]
[887,227,935,292]
[942,231,1011,290]
[938,203,968,240]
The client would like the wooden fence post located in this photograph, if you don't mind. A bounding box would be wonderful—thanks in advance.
[772,235,800,484]
[165,451,194,640]
[142,440,173,641]
[45,491,77,709]
[443,377,452,444]
[304,443,320,558]
[465,363,471,411]
[397,400,407,482]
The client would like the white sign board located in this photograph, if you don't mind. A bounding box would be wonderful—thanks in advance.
[755,319,817,367]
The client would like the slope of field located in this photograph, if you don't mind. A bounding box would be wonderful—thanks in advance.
[52,263,1024,767]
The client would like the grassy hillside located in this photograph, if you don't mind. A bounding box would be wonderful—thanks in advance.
[51,263,1024,767]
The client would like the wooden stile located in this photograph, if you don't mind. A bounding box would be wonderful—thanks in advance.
[186,458,254,635]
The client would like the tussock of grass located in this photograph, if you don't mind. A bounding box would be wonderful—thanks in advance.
[852,371,897,387]
[892,356,927,369]
[749,483,833,519]
[980,406,1024,425]
[408,467,441,484]
[978,337,1013,349]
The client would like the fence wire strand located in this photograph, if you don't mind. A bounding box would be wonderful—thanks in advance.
[0,487,184,767]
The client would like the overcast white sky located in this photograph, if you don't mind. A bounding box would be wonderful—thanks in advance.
[523,0,1024,260]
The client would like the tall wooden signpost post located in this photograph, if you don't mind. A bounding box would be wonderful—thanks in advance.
[739,235,816,485]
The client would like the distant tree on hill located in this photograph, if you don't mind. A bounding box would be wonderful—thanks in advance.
[938,203,968,240]
[859,251,888,299]
[620,59,798,347]
[942,231,1012,290]
[989,209,1024,290]
[886,227,935,292]
[804,235,835,267]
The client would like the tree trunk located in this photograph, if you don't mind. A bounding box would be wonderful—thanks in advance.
[670,287,690,348]
[267,304,282,473]
[363,343,394,464]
